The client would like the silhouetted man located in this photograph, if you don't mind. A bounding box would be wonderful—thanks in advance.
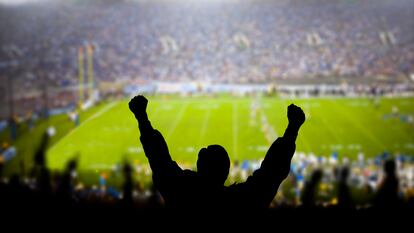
[337,166,353,209]
[374,159,401,208]
[300,169,323,208]
[129,95,305,209]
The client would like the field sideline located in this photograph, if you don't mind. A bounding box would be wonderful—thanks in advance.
[44,96,414,172]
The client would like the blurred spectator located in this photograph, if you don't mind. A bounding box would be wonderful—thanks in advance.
[374,159,402,208]
[337,166,353,209]
[300,169,323,208]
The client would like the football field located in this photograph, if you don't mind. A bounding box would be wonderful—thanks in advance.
[46,96,414,172]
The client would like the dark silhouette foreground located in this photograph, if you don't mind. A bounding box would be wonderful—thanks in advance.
[129,95,305,209]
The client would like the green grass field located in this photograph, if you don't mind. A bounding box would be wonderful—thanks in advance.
[40,96,414,174]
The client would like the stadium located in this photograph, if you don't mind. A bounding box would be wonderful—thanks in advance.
[0,0,413,214]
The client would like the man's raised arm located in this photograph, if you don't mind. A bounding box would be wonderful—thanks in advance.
[129,95,181,176]
[259,104,305,180]
[282,104,305,143]
[129,95,153,137]
[235,104,305,208]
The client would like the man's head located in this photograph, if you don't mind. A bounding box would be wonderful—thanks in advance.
[384,159,396,176]
[197,145,230,186]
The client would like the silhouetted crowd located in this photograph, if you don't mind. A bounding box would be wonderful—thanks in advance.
[1,132,413,215]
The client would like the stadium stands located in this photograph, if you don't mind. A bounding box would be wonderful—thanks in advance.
[1,0,413,117]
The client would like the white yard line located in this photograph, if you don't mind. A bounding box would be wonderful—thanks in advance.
[166,102,189,139]
[328,99,385,150]
[48,101,119,152]
[259,109,278,144]
[198,107,212,147]
[257,98,279,145]
[233,102,238,158]
[317,110,342,144]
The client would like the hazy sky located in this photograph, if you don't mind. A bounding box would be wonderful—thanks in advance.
[0,0,49,5]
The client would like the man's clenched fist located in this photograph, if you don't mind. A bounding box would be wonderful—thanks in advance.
[129,95,148,116]
[287,104,305,127]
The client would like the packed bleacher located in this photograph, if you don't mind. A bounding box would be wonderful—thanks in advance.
[1,0,413,116]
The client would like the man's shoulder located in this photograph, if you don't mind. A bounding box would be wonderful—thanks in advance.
[180,169,198,181]
[182,169,197,176]
[225,181,248,193]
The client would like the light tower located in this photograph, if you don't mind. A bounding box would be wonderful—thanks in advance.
[87,44,94,99]
[78,47,84,107]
